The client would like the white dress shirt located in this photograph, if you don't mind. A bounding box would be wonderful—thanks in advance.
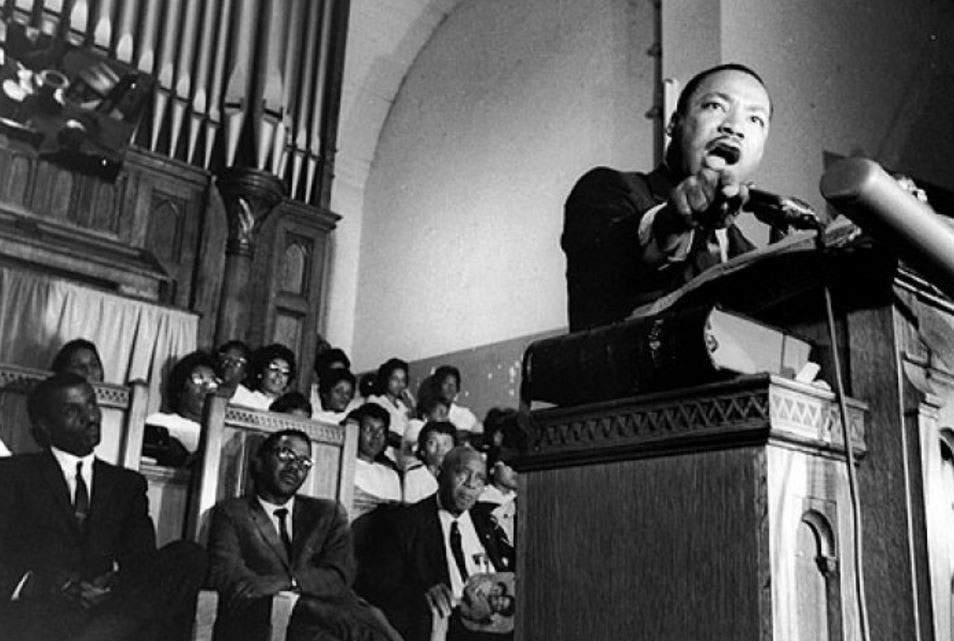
[448,403,482,434]
[257,495,296,542]
[50,445,95,505]
[437,504,495,599]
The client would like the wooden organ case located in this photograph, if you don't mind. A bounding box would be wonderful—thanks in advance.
[0,0,350,378]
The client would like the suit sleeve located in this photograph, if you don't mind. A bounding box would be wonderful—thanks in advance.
[207,504,263,598]
[354,506,417,639]
[561,167,650,256]
[0,459,23,598]
[118,472,158,576]
[295,502,355,599]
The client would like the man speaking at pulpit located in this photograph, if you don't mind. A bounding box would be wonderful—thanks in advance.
[562,63,777,331]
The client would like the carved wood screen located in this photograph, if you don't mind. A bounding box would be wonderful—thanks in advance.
[3,0,350,208]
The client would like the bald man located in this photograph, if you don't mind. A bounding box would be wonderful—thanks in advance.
[359,447,513,641]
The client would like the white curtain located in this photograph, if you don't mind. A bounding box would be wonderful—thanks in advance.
[0,265,198,414]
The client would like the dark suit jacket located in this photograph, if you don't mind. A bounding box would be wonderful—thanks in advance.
[562,164,755,331]
[0,450,156,599]
[359,496,513,641]
[208,494,355,602]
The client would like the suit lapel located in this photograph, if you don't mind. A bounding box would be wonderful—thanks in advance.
[423,497,450,587]
[87,460,115,542]
[472,509,510,572]
[290,498,318,565]
[247,496,291,568]
[39,450,79,535]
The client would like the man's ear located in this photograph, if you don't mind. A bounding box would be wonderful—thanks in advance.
[666,113,680,138]
[30,421,51,449]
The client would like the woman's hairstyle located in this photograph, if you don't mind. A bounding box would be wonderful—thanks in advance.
[166,351,218,411]
[482,407,525,468]
[248,343,297,388]
[414,420,458,461]
[50,338,101,374]
[415,375,450,418]
[357,373,376,398]
[216,339,251,360]
[318,368,357,396]
[314,347,351,375]
[374,358,409,395]
[269,392,313,416]
[433,364,461,388]
[347,402,391,430]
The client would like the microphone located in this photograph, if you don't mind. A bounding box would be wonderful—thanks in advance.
[707,143,824,230]
[745,188,825,231]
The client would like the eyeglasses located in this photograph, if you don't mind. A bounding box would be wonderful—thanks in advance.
[220,356,248,367]
[190,374,221,390]
[267,364,292,377]
[271,446,313,470]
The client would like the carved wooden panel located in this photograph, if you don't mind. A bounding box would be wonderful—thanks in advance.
[0,146,34,207]
[247,199,338,390]
[273,308,304,355]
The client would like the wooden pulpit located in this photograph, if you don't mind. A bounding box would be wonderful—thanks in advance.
[517,225,954,640]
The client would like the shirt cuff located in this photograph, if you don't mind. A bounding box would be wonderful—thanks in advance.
[638,202,694,263]
[11,571,31,601]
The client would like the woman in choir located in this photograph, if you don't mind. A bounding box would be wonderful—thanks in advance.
[50,338,105,383]
[402,420,457,505]
[312,368,357,424]
[143,351,221,467]
[231,343,296,410]
[309,345,351,412]
[478,408,523,547]
[368,358,414,451]
[214,340,251,399]
[351,403,402,518]
[434,364,482,442]
[403,375,451,463]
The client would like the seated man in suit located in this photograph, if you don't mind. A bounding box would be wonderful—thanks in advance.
[0,372,205,641]
[207,428,400,641]
[360,446,514,641]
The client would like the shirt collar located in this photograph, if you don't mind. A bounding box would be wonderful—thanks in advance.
[49,445,95,476]
[258,494,295,516]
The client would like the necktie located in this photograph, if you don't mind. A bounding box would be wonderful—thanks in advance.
[74,461,89,530]
[274,508,292,557]
[449,520,468,582]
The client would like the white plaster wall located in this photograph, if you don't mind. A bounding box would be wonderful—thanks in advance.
[719,0,941,244]
[326,0,465,356]
[352,0,656,368]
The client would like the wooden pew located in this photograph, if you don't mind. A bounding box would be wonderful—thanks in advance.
[188,392,359,641]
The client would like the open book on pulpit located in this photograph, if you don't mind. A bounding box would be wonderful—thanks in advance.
[523,305,812,407]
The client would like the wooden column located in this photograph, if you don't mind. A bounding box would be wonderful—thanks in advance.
[214,166,284,345]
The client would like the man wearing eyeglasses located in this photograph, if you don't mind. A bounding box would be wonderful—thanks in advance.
[207,429,400,641]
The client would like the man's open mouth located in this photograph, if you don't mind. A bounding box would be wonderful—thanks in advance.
[708,141,741,165]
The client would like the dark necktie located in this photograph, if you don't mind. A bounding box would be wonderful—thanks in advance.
[74,461,89,530]
[449,520,468,581]
[274,508,292,557]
